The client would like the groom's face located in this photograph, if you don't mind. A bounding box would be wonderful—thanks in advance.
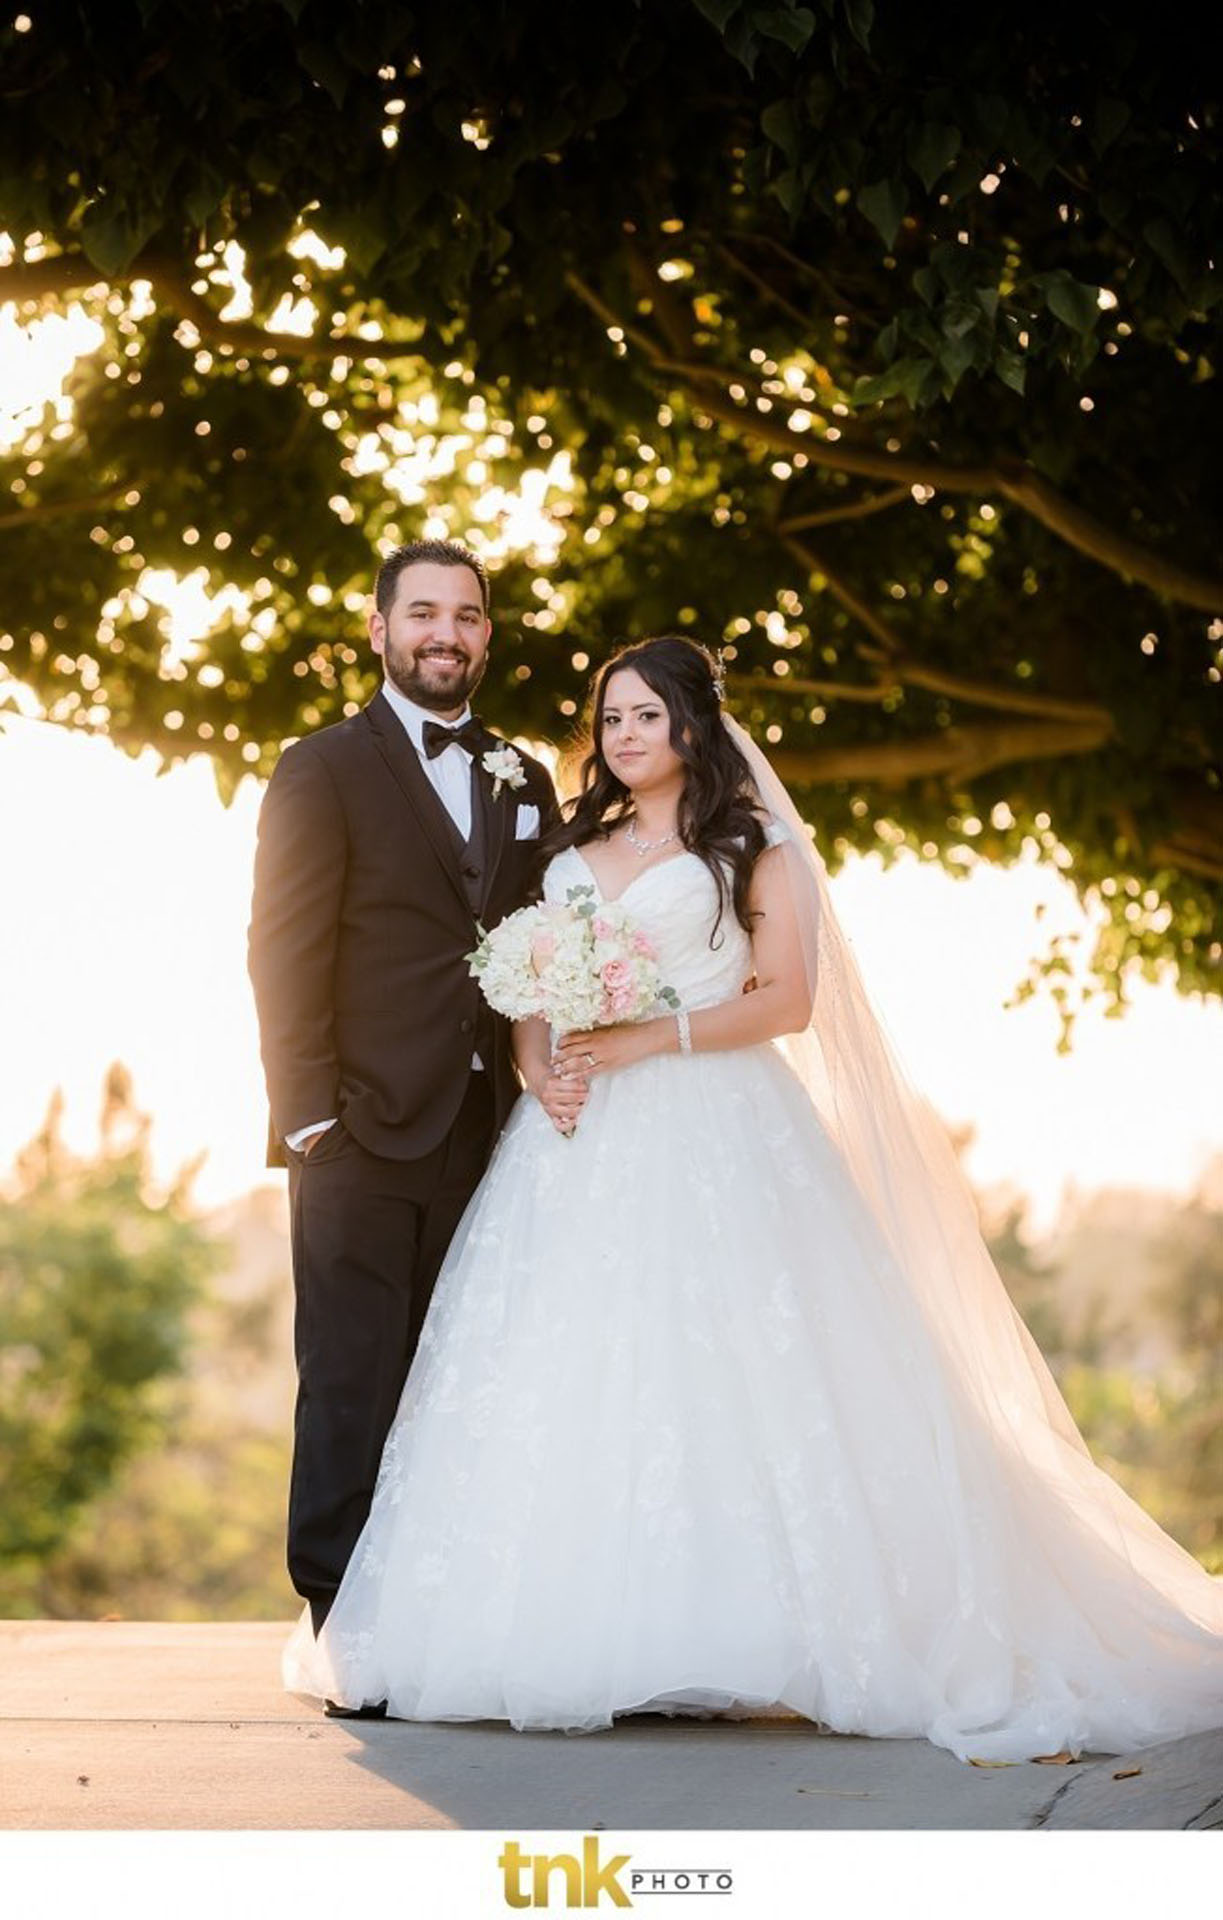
[370,561,491,716]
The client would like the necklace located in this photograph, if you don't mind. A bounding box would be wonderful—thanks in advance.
[626,817,680,858]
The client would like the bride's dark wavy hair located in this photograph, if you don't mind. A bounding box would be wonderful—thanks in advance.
[542,634,768,943]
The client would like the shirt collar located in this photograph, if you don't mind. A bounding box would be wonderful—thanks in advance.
[380,678,472,754]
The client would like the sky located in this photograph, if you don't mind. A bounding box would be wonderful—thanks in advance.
[3,294,1222,1236]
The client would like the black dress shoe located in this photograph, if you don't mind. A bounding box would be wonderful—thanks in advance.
[323,1698,388,1720]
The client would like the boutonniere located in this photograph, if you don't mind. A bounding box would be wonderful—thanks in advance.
[482,743,527,801]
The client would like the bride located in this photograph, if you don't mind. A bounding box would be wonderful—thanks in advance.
[285,634,1223,1763]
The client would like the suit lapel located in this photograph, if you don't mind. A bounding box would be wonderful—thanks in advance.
[364,690,471,916]
[478,745,513,917]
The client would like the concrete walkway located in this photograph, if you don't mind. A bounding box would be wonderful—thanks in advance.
[1,1622,1219,1831]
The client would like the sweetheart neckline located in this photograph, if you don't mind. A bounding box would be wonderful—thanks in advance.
[566,844,700,907]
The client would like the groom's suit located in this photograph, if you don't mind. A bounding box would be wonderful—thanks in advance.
[248,685,557,1625]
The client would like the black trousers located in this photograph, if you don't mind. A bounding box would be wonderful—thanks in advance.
[285,1072,496,1630]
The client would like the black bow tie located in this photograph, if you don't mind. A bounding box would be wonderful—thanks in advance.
[421,716,489,761]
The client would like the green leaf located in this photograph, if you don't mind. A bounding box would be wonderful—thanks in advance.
[184,165,227,230]
[938,330,976,384]
[755,7,817,53]
[1006,107,1057,184]
[974,286,999,324]
[906,120,961,194]
[971,91,1009,143]
[1039,269,1099,333]
[942,296,980,340]
[852,355,931,406]
[689,0,741,29]
[761,98,801,160]
[78,200,162,276]
[1143,216,1192,293]
[299,40,351,108]
[1099,188,1131,230]
[996,350,1026,394]
[843,0,874,49]
[771,167,804,216]
[856,175,907,249]
[1090,96,1130,154]
[912,264,939,306]
[723,11,761,70]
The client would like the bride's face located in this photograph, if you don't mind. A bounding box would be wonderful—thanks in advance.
[600,667,684,795]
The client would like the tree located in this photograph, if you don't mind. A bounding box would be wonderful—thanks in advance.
[1,1,1219,1000]
[0,1067,220,1605]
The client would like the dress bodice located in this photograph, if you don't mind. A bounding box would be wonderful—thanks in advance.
[543,844,756,1011]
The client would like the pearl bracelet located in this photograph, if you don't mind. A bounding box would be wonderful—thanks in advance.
[676,1009,692,1055]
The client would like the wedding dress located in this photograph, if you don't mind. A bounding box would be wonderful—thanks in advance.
[284,829,1223,1762]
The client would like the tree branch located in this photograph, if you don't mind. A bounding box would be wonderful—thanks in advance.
[0,486,126,531]
[878,659,1114,726]
[733,664,1114,726]
[994,465,1222,612]
[737,232,876,318]
[563,271,1223,612]
[561,269,667,362]
[779,535,901,657]
[143,264,425,363]
[1149,842,1223,883]
[1148,782,1223,880]
[715,241,812,332]
[778,485,913,532]
[624,241,697,362]
[762,716,1114,788]
[779,533,1118,725]
[0,255,426,365]
[732,672,892,703]
[0,256,111,301]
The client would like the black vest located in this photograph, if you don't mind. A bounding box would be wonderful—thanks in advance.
[435,755,497,1062]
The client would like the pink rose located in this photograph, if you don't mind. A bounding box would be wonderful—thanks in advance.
[530,931,557,974]
[631,930,656,957]
[600,958,638,1019]
[593,917,614,941]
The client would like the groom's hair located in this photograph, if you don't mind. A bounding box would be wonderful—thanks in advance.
[375,539,490,618]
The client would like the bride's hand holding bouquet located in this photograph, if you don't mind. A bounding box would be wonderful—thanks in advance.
[467,884,679,1132]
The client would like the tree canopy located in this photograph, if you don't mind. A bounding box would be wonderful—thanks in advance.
[1,0,1220,1004]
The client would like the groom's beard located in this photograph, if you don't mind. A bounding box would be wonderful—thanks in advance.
[382,631,487,712]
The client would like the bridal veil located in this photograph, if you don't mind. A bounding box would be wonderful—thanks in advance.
[728,711,1223,1649]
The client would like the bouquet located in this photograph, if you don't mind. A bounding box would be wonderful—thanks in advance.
[467,885,680,1031]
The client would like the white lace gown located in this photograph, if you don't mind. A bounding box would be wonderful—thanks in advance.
[284,844,1223,1761]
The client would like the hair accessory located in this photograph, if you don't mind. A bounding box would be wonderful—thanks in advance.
[711,647,727,706]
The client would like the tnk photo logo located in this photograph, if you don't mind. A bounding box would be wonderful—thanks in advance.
[498,1836,734,1908]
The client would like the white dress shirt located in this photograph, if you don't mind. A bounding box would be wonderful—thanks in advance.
[380,679,478,838]
[285,680,487,1152]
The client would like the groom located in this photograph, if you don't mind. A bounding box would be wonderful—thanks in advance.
[248,538,559,1649]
